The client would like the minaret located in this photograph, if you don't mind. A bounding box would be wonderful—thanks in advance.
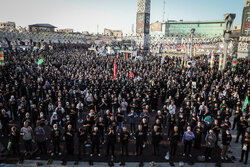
[136,0,151,50]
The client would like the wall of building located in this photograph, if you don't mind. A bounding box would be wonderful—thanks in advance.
[0,21,16,29]
[164,21,225,38]
[29,26,55,32]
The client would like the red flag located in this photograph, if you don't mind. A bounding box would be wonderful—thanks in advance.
[126,54,128,60]
[129,72,134,78]
[114,59,117,79]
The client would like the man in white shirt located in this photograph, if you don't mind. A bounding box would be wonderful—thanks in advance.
[169,101,176,115]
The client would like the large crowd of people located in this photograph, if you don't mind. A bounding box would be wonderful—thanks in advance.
[0,46,249,164]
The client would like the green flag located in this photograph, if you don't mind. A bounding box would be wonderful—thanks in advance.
[37,58,44,65]
[242,96,249,112]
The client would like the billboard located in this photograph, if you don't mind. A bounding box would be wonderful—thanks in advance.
[241,7,250,36]
[150,22,162,32]
[136,13,150,34]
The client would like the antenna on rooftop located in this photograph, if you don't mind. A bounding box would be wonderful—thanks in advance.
[163,0,166,22]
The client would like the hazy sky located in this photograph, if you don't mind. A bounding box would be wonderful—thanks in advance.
[0,0,244,34]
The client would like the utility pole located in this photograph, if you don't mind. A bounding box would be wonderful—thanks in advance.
[97,24,99,35]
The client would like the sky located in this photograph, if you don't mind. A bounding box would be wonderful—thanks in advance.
[0,0,245,34]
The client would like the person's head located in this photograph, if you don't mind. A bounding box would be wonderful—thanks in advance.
[53,124,58,130]
[157,110,161,115]
[138,124,142,130]
[24,121,28,128]
[187,126,191,132]
[123,126,127,132]
[66,115,70,120]
[209,129,213,134]
[142,118,147,123]
[153,125,158,132]
[174,126,178,132]
[197,121,201,127]
[67,124,72,131]
[25,112,30,118]
[245,131,249,137]
[11,126,16,132]
[214,119,218,124]
[156,119,160,124]
[94,127,98,132]
[36,120,40,127]
[106,110,110,114]
[118,107,121,113]
[240,116,244,121]
[99,117,103,122]
[40,112,44,118]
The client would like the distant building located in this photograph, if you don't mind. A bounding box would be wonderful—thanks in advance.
[0,21,16,30]
[28,24,57,33]
[57,28,74,33]
[150,20,226,38]
[104,28,123,38]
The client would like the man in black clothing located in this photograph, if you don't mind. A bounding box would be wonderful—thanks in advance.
[64,124,74,155]
[120,127,130,156]
[135,124,144,156]
[106,127,116,156]
[152,125,162,156]
[78,127,87,157]
[90,127,101,157]
[115,108,124,134]
[10,126,20,155]
[168,114,176,136]
[193,121,203,149]
[211,119,221,147]
[235,116,249,143]
[0,109,10,136]
[96,117,105,144]
[83,115,92,135]
[51,124,62,156]
[170,126,179,158]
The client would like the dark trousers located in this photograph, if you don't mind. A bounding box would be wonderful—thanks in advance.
[136,142,143,155]
[236,130,245,142]
[2,124,9,136]
[232,118,238,130]
[66,141,74,155]
[37,141,47,154]
[11,141,20,155]
[204,147,213,158]
[106,143,115,156]
[153,142,160,155]
[240,148,249,164]
[78,141,85,156]
[130,123,136,134]
[53,141,60,153]
[24,139,32,152]
[170,142,177,157]
[168,125,174,136]
[184,140,192,155]
[91,142,100,154]
[121,143,128,156]
[194,136,202,149]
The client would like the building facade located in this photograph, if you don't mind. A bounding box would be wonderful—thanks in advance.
[57,28,73,33]
[0,21,16,30]
[28,24,57,33]
[150,20,225,38]
[104,28,123,38]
